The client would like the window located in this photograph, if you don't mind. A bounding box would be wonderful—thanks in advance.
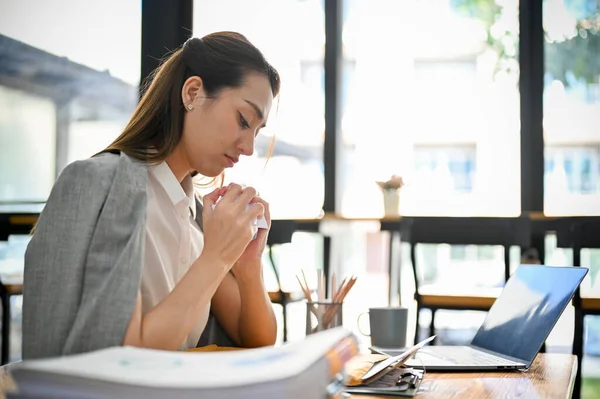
[546,145,600,195]
[544,0,600,215]
[0,86,55,201]
[193,0,326,219]
[193,0,325,219]
[415,243,506,289]
[413,60,477,119]
[450,245,467,260]
[300,59,356,120]
[333,0,522,348]
[414,145,477,193]
[417,244,440,285]
[477,245,496,261]
[340,0,521,217]
[0,0,141,202]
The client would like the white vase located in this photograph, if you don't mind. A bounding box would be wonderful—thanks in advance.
[382,189,400,217]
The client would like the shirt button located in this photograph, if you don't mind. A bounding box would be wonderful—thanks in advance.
[180,257,187,264]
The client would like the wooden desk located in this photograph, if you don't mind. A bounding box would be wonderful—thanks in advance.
[351,353,577,399]
[418,286,503,310]
[0,354,576,398]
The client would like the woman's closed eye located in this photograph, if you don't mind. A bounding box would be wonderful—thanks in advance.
[238,113,250,129]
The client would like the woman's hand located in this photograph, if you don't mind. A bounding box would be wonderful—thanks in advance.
[202,184,265,268]
[231,196,271,278]
[207,189,277,347]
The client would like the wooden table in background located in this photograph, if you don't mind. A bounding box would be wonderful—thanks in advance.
[352,353,577,399]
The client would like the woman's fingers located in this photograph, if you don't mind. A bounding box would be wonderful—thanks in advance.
[201,183,269,265]
[219,183,243,205]
[249,197,270,227]
[203,187,222,209]
[206,183,265,229]
[245,202,265,223]
[215,184,257,207]
[237,186,257,206]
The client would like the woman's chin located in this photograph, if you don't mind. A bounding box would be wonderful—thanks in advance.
[195,166,224,178]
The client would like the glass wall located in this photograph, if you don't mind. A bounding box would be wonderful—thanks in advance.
[194,0,325,219]
[543,0,600,216]
[335,0,522,346]
[0,0,141,202]
[341,0,521,218]
[0,86,55,201]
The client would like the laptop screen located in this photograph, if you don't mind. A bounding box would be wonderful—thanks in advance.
[471,265,588,364]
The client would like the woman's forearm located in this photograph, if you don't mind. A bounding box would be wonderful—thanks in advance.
[235,267,278,347]
[124,253,229,350]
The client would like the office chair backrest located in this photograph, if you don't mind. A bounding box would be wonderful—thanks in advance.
[400,216,531,247]
[267,220,296,246]
[400,216,531,290]
[0,215,10,241]
[556,217,600,250]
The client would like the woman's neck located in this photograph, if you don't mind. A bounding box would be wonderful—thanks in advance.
[165,146,192,183]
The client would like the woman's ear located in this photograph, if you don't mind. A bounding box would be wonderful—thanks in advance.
[181,76,204,109]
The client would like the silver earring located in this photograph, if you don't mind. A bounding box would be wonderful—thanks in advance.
[187,104,193,110]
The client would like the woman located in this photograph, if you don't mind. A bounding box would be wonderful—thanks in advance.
[22,31,280,359]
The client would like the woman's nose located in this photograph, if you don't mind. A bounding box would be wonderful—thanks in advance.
[238,133,255,156]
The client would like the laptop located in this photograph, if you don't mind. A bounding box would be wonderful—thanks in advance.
[378,265,588,371]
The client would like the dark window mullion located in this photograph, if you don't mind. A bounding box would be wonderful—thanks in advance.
[140,0,193,97]
[519,0,544,213]
[324,0,343,214]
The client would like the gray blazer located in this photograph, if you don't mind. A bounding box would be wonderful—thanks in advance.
[23,152,233,360]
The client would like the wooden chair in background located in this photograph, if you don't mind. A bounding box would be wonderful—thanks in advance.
[0,215,24,365]
[400,216,531,344]
[266,220,308,342]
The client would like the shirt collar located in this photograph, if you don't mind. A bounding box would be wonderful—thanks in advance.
[149,162,197,219]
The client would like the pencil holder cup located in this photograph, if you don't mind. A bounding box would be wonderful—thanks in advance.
[306,301,344,335]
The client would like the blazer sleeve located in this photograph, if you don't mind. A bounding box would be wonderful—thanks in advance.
[22,154,145,359]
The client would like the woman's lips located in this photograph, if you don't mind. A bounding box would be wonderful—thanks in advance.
[225,155,237,167]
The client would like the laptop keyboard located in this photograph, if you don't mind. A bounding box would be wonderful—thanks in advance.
[418,346,522,366]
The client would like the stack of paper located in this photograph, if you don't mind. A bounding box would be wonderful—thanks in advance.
[8,328,358,399]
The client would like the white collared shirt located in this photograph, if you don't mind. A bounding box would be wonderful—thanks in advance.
[142,162,209,350]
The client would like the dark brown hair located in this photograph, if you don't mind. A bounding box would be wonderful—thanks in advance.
[103,31,280,164]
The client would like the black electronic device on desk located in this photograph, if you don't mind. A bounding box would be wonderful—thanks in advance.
[343,336,434,397]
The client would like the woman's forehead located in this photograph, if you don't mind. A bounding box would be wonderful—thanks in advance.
[225,74,273,113]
